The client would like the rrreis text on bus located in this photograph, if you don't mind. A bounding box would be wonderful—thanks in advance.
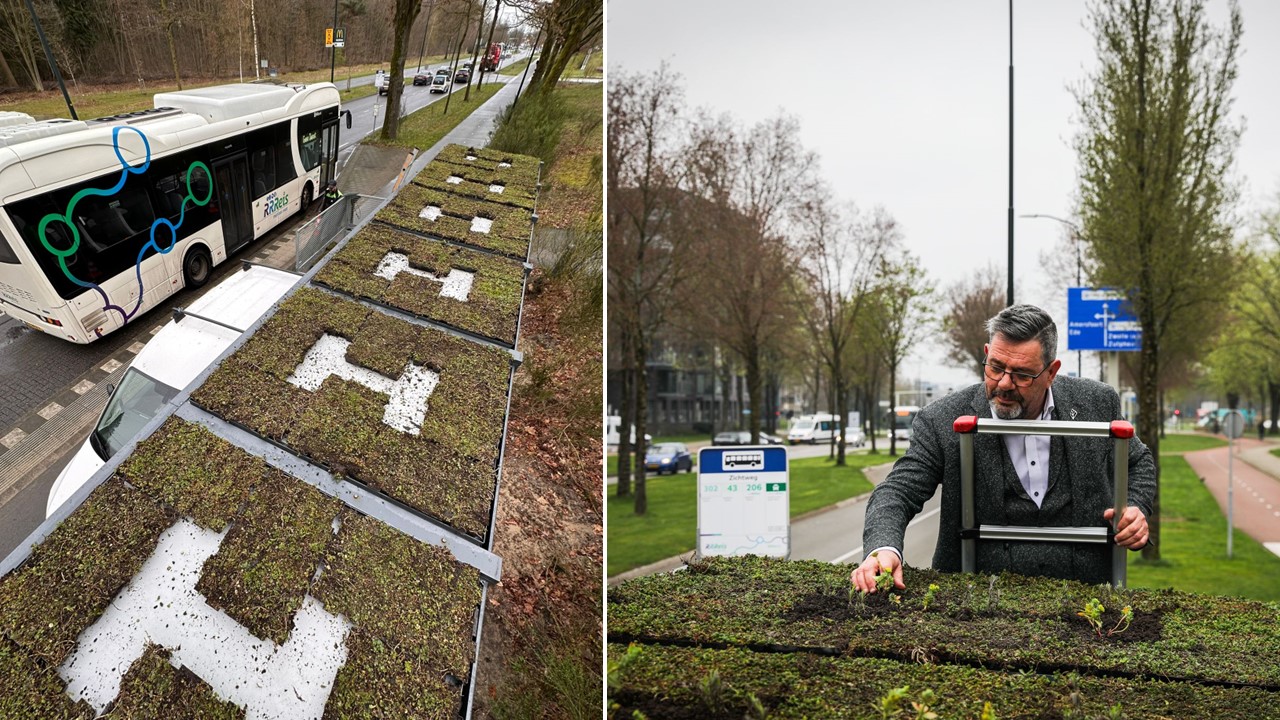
[0,82,347,343]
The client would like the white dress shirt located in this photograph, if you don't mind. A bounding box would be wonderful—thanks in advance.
[991,385,1055,508]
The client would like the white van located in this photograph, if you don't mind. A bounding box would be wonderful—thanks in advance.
[605,414,651,449]
[788,413,837,444]
[46,265,299,517]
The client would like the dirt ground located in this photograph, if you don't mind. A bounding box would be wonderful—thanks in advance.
[473,274,603,719]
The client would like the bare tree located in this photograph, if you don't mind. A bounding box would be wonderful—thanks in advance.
[378,0,421,140]
[794,198,894,465]
[941,263,1008,377]
[607,64,689,513]
[684,112,819,444]
[870,250,934,456]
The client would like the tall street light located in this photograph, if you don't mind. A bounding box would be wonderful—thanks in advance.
[1006,0,1015,307]
[1020,213,1083,379]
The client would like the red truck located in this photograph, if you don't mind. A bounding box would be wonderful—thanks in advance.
[480,43,501,72]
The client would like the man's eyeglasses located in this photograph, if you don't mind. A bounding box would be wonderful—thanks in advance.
[983,362,1048,388]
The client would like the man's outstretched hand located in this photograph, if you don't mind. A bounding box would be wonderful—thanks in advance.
[851,550,905,594]
[1104,506,1149,550]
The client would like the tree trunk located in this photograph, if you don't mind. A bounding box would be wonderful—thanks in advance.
[616,362,632,497]
[634,334,650,515]
[888,365,899,457]
[1138,333,1161,561]
[745,348,761,443]
[160,0,182,89]
[0,47,17,87]
[380,0,421,141]
[1269,381,1279,437]
[835,379,847,466]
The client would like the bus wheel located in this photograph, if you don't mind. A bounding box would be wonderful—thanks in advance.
[301,183,314,213]
[183,247,212,289]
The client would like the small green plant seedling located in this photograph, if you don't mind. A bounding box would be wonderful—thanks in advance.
[1077,598,1133,639]
[699,669,725,714]
[921,583,941,611]
[874,685,911,720]
[980,700,998,720]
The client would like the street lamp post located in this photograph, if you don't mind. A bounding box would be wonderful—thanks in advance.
[1020,213,1083,379]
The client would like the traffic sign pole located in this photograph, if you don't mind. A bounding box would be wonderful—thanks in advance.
[1223,409,1244,558]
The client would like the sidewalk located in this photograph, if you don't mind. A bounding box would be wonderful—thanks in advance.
[1183,437,1280,559]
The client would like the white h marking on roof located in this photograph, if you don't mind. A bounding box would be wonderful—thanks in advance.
[373,251,474,301]
[287,333,439,435]
[59,519,351,720]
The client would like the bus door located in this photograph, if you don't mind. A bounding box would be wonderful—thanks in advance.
[319,119,339,189]
[213,154,254,253]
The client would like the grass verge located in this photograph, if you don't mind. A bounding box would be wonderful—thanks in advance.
[1157,433,1227,453]
[500,57,534,76]
[607,454,885,577]
[368,83,503,150]
[1128,453,1280,601]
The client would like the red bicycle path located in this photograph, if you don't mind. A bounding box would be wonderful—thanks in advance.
[1182,437,1280,558]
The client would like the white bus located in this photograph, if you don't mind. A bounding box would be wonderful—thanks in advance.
[0,82,348,343]
[891,405,921,441]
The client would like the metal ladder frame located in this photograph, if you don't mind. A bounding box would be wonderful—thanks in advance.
[953,415,1134,587]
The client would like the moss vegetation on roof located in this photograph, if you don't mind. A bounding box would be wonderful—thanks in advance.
[376,182,534,260]
[191,288,513,541]
[434,143,541,181]
[314,223,526,346]
[112,644,243,719]
[608,556,1280,690]
[413,160,538,210]
[0,635,92,719]
[0,479,174,666]
[317,513,482,718]
[195,468,343,645]
[1,417,488,716]
[609,643,1280,719]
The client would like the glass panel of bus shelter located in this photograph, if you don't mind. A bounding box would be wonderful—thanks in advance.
[213,155,254,253]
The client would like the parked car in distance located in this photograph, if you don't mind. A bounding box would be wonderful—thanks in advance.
[430,75,449,93]
[412,73,430,86]
[645,443,692,475]
[454,69,470,83]
[45,265,300,519]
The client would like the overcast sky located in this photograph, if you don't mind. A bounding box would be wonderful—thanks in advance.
[608,0,1280,392]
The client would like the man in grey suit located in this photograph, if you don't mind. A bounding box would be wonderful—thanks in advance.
[853,304,1155,593]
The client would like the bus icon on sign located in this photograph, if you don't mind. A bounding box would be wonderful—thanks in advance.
[724,451,764,470]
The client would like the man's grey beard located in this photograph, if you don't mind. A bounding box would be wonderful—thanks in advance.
[989,399,1024,420]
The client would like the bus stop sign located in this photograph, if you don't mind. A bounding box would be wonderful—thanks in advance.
[1067,288,1142,351]
[697,446,789,559]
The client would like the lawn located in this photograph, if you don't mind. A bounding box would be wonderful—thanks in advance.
[1272,447,1280,460]
[366,83,503,151]
[561,51,603,79]
[1128,453,1280,601]
[499,57,535,76]
[606,454,886,577]
[1156,433,1227,454]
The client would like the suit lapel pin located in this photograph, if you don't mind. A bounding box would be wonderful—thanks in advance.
[1070,408,1078,420]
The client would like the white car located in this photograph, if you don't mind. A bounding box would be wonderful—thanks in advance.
[46,265,299,518]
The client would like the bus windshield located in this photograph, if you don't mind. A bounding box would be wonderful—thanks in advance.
[90,369,179,460]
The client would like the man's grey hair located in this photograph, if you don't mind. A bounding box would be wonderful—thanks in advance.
[986,304,1058,368]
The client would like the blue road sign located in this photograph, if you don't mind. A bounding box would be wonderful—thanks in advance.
[1067,288,1142,352]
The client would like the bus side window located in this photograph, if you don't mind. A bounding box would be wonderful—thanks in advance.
[275,124,297,183]
[0,220,21,264]
[250,146,274,199]
[299,130,320,172]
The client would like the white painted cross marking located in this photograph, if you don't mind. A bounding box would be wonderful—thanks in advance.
[470,217,493,234]
[446,175,463,184]
[59,519,351,720]
[373,252,474,301]
[418,205,442,221]
[287,333,439,435]
[488,184,504,194]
